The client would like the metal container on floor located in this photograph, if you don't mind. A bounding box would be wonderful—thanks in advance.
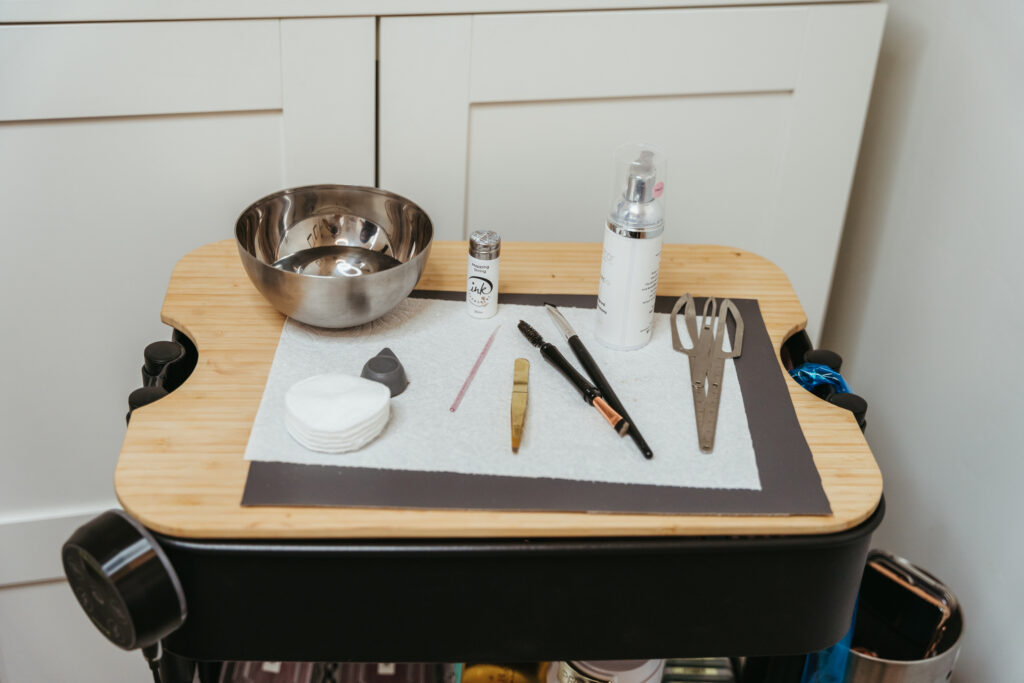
[844,621,961,682]
[844,552,964,683]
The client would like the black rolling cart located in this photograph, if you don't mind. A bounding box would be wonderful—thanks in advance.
[62,241,883,683]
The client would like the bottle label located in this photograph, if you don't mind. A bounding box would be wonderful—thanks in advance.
[595,225,663,350]
[467,256,499,318]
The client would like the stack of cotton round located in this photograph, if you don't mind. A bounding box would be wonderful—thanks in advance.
[284,374,391,453]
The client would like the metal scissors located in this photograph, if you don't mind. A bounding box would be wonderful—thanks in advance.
[670,294,745,452]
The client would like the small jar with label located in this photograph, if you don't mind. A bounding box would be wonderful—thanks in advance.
[467,230,501,318]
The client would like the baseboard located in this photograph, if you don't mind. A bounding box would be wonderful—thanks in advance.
[0,504,117,587]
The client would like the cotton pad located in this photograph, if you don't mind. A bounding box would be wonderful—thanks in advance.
[284,373,390,453]
[284,409,390,447]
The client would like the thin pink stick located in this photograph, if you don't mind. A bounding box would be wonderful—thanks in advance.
[450,325,501,412]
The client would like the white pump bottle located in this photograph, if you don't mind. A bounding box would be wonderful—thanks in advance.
[595,145,666,350]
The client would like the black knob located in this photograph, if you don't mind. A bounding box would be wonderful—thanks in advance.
[127,386,168,424]
[62,510,186,650]
[828,392,868,427]
[811,383,837,401]
[165,331,198,393]
[129,386,167,411]
[803,348,843,371]
[143,341,185,378]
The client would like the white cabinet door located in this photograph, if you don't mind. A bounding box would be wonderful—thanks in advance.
[0,17,373,682]
[379,6,886,340]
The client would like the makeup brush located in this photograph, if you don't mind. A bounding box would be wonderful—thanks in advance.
[517,320,629,436]
[544,303,654,459]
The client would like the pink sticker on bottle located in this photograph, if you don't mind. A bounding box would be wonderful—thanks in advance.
[653,182,664,198]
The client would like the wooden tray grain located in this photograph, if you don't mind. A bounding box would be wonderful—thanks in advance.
[115,240,881,539]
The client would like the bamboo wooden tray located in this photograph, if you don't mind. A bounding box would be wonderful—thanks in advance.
[115,240,882,539]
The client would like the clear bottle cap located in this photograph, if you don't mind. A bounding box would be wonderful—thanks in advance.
[611,143,667,207]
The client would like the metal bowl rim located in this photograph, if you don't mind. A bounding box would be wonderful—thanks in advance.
[233,183,434,278]
[236,241,432,281]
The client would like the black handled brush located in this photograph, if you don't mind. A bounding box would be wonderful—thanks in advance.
[517,320,629,436]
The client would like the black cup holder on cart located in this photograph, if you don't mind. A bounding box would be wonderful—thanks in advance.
[126,330,197,423]
[781,330,868,431]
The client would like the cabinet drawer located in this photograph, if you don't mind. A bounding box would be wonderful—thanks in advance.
[0,21,281,122]
[470,8,805,102]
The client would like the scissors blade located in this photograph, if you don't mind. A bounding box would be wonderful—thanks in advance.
[671,295,708,435]
[698,299,744,453]
[700,354,725,452]
[690,298,718,443]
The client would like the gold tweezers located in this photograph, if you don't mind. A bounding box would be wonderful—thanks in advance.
[511,358,529,453]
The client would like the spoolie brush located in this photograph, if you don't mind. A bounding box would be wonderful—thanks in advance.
[517,320,629,436]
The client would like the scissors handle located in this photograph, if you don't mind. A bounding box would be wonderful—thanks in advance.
[714,298,744,359]
[670,294,697,354]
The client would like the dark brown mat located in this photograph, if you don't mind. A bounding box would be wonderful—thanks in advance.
[242,293,830,515]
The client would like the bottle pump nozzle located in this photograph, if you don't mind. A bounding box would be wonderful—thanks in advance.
[625,150,657,203]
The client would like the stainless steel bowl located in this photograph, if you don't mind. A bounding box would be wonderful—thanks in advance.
[235,185,433,328]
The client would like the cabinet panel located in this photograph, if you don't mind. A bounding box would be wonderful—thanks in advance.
[469,9,804,102]
[466,93,792,247]
[0,0,879,24]
[380,16,473,239]
[380,5,886,340]
[0,113,283,519]
[281,18,376,186]
[0,21,281,122]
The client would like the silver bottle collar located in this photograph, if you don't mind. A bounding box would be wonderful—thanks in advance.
[606,221,665,240]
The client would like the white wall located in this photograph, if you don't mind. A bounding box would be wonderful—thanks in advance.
[822,0,1024,680]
